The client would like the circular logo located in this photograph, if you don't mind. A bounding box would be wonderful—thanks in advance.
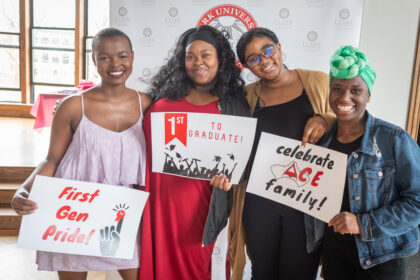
[212,246,221,255]
[307,31,318,41]
[339,9,350,20]
[142,68,151,77]
[196,5,257,68]
[169,7,178,17]
[279,8,290,19]
[118,6,127,17]
[143,27,152,37]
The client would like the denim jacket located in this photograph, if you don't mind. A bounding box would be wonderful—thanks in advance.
[316,111,420,269]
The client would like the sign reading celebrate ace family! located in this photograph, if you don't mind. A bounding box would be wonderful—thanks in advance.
[246,133,348,223]
[151,112,257,184]
[18,176,149,259]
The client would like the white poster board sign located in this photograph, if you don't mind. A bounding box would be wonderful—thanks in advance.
[246,133,347,223]
[18,176,149,259]
[151,112,256,184]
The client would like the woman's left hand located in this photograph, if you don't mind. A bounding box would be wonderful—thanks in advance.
[210,174,232,192]
[301,115,328,146]
[328,211,360,235]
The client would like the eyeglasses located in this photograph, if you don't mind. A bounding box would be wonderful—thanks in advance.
[245,45,277,68]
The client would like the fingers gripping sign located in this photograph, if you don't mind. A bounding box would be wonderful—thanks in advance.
[210,174,232,191]
[301,115,328,147]
[12,190,38,215]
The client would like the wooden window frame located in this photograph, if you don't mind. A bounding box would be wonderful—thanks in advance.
[406,18,420,142]
[0,0,87,117]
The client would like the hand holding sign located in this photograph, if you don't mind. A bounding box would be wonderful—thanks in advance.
[210,174,232,191]
[12,189,38,215]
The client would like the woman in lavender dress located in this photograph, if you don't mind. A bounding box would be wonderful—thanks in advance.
[11,28,151,280]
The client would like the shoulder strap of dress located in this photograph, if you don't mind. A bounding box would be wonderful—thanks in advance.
[136,91,143,116]
[80,92,85,116]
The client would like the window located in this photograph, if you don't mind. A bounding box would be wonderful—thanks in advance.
[85,0,109,84]
[31,0,76,100]
[0,0,109,105]
[0,0,20,102]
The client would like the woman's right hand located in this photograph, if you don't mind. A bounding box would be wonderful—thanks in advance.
[11,190,38,215]
[210,174,233,192]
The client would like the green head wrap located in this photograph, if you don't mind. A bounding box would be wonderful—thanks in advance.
[329,45,376,95]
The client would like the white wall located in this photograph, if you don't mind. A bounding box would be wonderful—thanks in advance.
[359,0,420,128]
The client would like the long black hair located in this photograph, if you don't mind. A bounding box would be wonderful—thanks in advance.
[148,25,245,101]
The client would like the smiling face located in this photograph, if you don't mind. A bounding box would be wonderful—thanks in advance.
[329,76,370,123]
[92,36,134,86]
[243,36,283,81]
[184,40,219,88]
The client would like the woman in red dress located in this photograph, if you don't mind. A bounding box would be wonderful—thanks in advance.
[139,25,249,280]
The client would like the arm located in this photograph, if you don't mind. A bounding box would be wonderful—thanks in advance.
[357,131,420,241]
[140,92,152,114]
[11,96,80,215]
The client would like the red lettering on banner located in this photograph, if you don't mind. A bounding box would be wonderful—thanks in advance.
[165,113,188,146]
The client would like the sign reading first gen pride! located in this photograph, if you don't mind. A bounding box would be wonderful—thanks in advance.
[151,112,257,184]
[17,176,149,259]
[246,133,348,223]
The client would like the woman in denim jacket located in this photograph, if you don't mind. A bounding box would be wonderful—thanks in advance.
[318,45,420,280]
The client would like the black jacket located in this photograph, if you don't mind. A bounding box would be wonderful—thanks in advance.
[202,94,250,246]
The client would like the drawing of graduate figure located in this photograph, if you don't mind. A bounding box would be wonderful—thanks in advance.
[99,203,129,257]
[163,144,238,180]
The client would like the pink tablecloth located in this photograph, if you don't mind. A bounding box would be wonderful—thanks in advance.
[30,93,69,131]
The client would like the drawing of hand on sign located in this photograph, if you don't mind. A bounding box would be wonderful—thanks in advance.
[99,204,129,257]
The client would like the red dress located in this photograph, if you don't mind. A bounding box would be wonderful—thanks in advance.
[140,98,219,280]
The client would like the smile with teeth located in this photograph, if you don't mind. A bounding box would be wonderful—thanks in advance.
[108,71,124,77]
[262,63,274,72]
[337,105,354,112]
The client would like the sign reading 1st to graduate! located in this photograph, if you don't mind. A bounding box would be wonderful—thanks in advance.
[246,133,348,223]
[151,112,257,184]
[17,176,149,259]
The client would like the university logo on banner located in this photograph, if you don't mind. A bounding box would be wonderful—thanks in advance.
[246,133,347,222]
[151,112,256,184]
[197,4,257,68]
[18,176,149,259]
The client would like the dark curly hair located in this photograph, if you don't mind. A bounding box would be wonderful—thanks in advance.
[236,27,279,66]
[148,25,245,101]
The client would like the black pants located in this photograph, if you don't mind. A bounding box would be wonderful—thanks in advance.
[322,232,406,280]
[243,193,321,280]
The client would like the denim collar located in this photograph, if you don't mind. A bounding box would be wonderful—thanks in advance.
[321,111,376,156]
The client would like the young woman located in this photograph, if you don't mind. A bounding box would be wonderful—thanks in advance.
[320,45,420,280]
[11,28,151,280]
[228,27,336,280]
[139,25,249,280]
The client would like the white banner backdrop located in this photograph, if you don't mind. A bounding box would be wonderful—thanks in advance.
[110,1,364,278]
[110,0,364,92]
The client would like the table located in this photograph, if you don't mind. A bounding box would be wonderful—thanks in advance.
[30,93,69,131]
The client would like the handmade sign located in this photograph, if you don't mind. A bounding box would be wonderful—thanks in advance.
[151,112,257,184]
[246,133,347,223]
[17,176,149,259]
